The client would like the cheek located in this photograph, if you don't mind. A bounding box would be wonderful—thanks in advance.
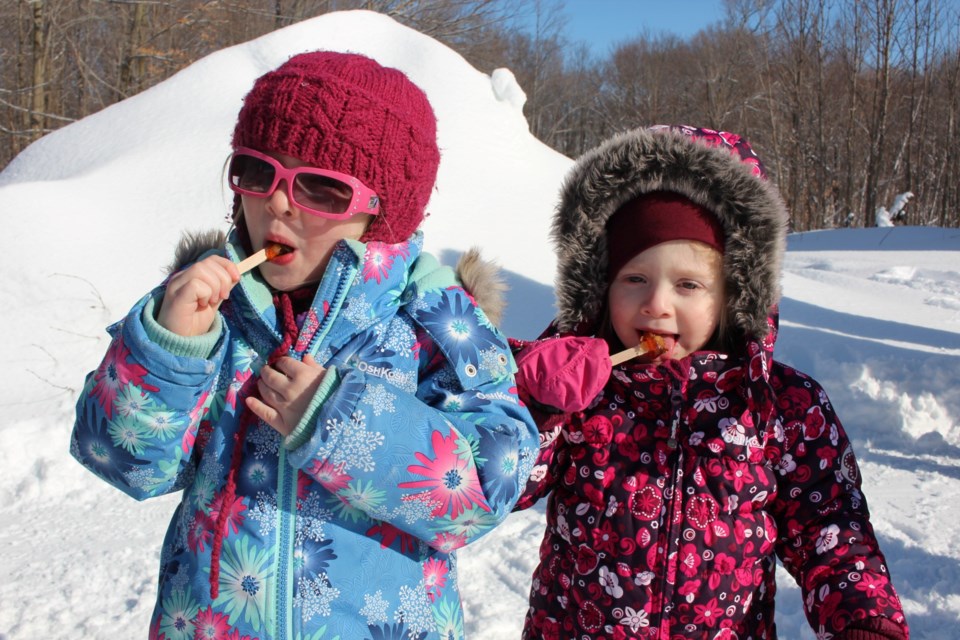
[608,292,634,340]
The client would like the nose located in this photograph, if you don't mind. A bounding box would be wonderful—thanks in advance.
[641,283,671,317]
[265,179,293,216]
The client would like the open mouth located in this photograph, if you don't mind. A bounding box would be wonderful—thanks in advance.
[264,241,294,260]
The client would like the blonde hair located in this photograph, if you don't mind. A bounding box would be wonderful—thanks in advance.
[598,242,745,357]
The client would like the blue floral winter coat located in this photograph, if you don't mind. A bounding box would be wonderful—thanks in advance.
[71,230,539,640]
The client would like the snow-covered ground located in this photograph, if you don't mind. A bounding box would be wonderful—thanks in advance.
[1,10,958,640]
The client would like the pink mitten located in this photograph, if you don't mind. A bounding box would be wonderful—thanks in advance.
[512,336,612,412]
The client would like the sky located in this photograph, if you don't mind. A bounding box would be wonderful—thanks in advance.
[1,9,959,640]
[560,0,727,55]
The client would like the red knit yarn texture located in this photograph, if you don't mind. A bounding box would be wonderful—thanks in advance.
[232,51,440,243]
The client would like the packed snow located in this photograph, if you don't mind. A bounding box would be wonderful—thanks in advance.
[1,10,958,640]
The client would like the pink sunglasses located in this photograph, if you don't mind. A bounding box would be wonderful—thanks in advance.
[227,146,380,219]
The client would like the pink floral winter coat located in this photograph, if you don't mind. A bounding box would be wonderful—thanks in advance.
[516,318,907,639]
[512,125,908,640]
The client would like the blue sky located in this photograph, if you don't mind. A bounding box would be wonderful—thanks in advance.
[560,0,727,55]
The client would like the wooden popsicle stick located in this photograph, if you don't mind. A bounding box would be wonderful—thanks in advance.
[236,248,269,275]
[235,243,285,275]
[610,334,667,366]
[610,344,648,366]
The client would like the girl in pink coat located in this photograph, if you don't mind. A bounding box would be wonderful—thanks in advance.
[512,125,909,640]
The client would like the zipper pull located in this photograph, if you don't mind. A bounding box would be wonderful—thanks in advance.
[667,380,683,449]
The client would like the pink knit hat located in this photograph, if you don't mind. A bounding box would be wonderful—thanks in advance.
[232,51,440,243]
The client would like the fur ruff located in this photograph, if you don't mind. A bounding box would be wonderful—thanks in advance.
[166,229,227,274]
[455,248,508,326]
[552,127,789,338]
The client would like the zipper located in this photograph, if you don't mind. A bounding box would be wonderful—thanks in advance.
[274,252,356,638]
[275,445,297,639]
[655,377,686,639]
[306,256,358,358]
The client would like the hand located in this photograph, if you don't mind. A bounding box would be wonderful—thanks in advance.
[246,354,326,437]
[513,336,612,413]
[157,255,240,336]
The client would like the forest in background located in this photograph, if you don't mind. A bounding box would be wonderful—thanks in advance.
[2,0,958,229]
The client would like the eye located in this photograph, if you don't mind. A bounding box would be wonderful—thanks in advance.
[235,157,275,192]
[678,280,702,292]
[295,175,354,212]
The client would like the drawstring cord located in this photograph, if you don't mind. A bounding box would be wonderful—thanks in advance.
[209,290,305,599]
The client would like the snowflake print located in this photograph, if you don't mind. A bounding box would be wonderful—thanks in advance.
[246,422,280,458]
[246,493,278,537]
[342,292,375,327]
[399,429,491,519]
[396,583,435,636]
[479,346,509,378]
[296,492,334,540]
[199,451,225,492]
[380,318,415,356]
[324,410,384,473]
[125,465,162,491]
[365,383,396,416]
[392,495,438,525]
[360,590,390,625]
[295,574,340,619]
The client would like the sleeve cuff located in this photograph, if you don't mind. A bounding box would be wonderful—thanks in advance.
[284,366,341,451]
[837,617,909,640]
[142,292,223,359]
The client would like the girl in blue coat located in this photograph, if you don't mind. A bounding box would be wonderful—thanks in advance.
[71,50,538,640]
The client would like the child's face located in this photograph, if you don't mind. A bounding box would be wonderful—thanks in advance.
[608,240,725,362]
[241,151,373,291]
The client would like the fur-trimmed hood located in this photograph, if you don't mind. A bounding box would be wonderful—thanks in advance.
[552,125,789,340]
